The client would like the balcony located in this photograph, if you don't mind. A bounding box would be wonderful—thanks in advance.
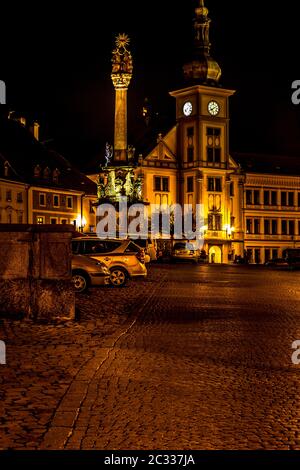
[205,230,230,240]
[245,234,300,242]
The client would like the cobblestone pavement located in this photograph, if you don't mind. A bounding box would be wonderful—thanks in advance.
[0,268,164,450]
[2,264,300,450]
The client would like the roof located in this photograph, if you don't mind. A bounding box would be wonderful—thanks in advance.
[232,152,300,177]
[0,117,97,195]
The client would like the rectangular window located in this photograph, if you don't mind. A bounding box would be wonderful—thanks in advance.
[264,220,270,235]
[37,216,44,224]
[67,196,73,209]
[282,220,287,235]
[298,193,300,207]
[162,177,169,192]
[207,147,214,163]
[254,190,260,205]
[272,249,278,259]
[264,191,269,205]
[50,218,57,225]
[53,195,60,207]
[271,191,277,205]
[208,178,214,192]
[281,192,287,206]
[246,190,252,205]
[230,182,234,197]
[18,214,23,224]
[154,177,169,192]
[215,215,221,231]
[214,148,221,164]
[254,219,260,234]
[230,216,235,227]
[187,127,194,137]
[61,219,68,225]
[39,193,46,207]
[187,147,194,163]
[289,220,295,235]
[208,214,222,231]
[89,201,95,214]
[154,177,161,191]
[215,178,222,192]
[208,177,222,192]
[272,220,277,235]
[187,176,194,193]
[288,192,294,207]
[6,190,12,202]
[17,192,23,203]
[207,127,221,136]
[246,219,252,234]
[206,127,221,165]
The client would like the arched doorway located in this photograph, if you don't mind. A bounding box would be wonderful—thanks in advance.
[209,246,222,264]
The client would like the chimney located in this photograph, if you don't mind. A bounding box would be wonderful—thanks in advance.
[29,121,40,141]
[33,121,39,141]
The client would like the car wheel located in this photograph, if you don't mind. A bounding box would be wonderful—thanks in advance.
[72,271,89,293]
[109,268,127,287]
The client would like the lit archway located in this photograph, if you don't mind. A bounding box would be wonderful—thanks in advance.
[209,246,222,264]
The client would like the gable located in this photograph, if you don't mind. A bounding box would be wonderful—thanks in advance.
[144,126,177,163]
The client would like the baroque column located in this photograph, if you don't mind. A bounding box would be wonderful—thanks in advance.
[111,34,133,163]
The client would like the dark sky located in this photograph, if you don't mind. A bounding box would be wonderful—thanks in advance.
[1,1,300,170]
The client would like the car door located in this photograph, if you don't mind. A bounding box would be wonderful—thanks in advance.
[83,240,123,269]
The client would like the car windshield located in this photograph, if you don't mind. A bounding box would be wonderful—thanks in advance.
[125,242,141,253]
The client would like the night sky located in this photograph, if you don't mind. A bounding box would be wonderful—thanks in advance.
[1,1,300,171]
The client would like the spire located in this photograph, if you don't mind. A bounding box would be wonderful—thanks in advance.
[183,0,221,85]
[194,0,211,55]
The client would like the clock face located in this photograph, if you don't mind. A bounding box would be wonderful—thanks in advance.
[183,101,193,116]
[208,100,220,116]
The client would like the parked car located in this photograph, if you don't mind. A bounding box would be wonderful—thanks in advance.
[131,238,157,262]
[72,238,147,287]
[264,258,289,267]
[171,241,201,264]
[72,254,110,293]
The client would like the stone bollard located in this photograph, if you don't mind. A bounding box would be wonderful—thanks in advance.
[0,224,75,322]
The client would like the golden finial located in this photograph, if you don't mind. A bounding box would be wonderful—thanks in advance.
[196,0,209,17]
[115,33,130,50]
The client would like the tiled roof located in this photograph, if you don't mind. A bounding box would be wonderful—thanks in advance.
[0,117,97,194]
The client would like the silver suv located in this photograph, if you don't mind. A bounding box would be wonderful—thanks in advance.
[72,238,147,286]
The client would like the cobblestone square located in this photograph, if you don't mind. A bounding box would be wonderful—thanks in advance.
[1,264,300,450]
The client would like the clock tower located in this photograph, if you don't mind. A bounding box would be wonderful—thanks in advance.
[169,0,244,263]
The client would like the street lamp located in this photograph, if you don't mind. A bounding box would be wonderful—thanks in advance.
[76,215,87,232]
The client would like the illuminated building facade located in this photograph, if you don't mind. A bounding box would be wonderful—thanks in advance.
[133,0,300,263]
[0,115,97,232]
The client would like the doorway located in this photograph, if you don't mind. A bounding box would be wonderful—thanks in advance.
[209,246,222,264]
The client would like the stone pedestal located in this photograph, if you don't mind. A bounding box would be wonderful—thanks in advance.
[0,225,75,322]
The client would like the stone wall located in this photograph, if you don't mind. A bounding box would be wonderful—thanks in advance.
[0,225,75,321]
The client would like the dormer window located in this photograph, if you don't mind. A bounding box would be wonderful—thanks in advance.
[34,164,41,178]
[43,167,51,179]
[52,168,60,184]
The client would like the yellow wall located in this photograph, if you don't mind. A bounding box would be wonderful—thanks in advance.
[0,179,27,224]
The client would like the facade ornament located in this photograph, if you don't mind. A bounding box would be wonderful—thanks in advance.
[127,145,135,162]
[105,142,113,167]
